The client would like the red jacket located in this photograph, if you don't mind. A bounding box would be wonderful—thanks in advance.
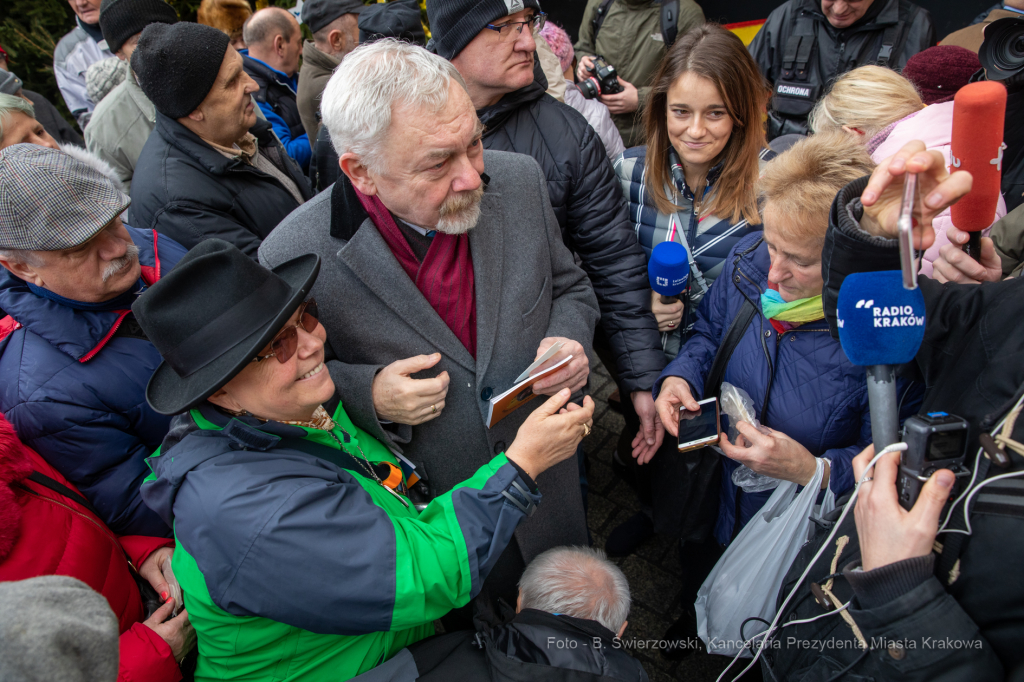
[0,414,180,682]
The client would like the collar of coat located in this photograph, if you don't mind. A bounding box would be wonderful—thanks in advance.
[301,40,341,75]
[329,169,490,242]
[153,111,279,177]
[476,59,549,134]
[0,227,165,362]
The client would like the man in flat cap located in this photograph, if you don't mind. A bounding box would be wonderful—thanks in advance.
[129,21,311,257]
[0,144,188,537]
[85,0,178,191]
[297,0,365,142]
[240,7,312,171]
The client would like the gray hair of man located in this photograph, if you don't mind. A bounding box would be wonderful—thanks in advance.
[320,38,468,175]
[0,93,35,145]
[518,546,631,634]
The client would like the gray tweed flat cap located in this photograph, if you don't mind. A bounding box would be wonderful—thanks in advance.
[0,144,130,251]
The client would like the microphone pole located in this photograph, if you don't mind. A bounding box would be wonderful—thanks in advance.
[866,366,899,449]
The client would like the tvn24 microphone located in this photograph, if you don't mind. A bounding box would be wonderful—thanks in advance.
[837,271,926,448]
[950,80,1007,261]
[648,240,689,305]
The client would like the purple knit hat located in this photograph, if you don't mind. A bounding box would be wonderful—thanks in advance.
[902,45,982,105]
[539,21,573,74]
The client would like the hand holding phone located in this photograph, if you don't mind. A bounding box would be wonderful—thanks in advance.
[678,397,721,452]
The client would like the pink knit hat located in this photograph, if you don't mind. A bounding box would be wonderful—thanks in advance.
[539,22,573,74]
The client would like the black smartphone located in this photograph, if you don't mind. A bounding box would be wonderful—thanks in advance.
[678,397,721,452]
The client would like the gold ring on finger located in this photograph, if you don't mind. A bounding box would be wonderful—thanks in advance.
[431,404,437,414]
[582,423,592,438]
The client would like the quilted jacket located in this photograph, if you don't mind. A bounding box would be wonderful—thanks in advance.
[614,145,775,352]
[0,415,179,682]
[0,227,187,537]
[654,233,922,543]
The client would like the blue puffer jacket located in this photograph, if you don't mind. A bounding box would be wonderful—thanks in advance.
[654,234,922,545]
[0,227,187,537]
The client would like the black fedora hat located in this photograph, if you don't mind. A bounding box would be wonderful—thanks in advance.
[132,239,320,415]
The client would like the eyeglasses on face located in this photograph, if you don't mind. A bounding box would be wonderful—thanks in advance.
[251,299,320,364]
[485,12,547,40]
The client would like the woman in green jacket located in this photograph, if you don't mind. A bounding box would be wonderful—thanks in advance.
[133,239,595,681]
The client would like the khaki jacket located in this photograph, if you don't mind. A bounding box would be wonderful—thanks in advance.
[991,202,1024,278]
[940,8,1020,53]
[296,41,341,143]
[574,0,705,147]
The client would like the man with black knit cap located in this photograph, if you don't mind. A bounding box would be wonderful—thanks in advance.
[128,21,311,258]
[54,0,113,128]
[85,0,177,190]
[428,0,667,464]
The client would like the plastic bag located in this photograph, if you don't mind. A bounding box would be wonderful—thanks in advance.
[719,383,781,493]
[695,457,835,658]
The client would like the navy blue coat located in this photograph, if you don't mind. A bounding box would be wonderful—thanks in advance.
[654,234,922,544]
[0,227,186,537]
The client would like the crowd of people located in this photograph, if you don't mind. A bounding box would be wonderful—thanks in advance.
[0,0,1023,680]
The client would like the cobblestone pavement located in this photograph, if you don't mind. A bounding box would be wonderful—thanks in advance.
[584,361,740,682]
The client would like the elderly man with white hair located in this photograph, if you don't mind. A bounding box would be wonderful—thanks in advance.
[259,39,599,612]
[397,546,649,681]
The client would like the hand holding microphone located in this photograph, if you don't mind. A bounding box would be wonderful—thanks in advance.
[648,240,689,331]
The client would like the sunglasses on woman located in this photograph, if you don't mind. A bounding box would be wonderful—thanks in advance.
[252,299,320,364]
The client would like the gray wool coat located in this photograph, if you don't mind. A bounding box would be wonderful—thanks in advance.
[259,150,600,570]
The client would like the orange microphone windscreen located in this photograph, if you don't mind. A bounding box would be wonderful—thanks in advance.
[950,81,1007,233]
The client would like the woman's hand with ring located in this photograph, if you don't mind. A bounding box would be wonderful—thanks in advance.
[651,291,684,332]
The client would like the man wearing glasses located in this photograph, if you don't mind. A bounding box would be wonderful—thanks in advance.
[428,0,667,475]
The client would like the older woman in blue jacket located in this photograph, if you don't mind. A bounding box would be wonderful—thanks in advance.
[654,131,923,547]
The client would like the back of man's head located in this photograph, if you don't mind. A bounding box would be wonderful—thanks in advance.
[518,546,630,635]
[243,7,299,52]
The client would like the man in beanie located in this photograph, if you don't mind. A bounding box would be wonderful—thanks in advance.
[241,7,311,171]
[129,21,311,257]
[85,0,177,191]
[0,143,188,537]
[902,45,982,105]
[428,0,666,463]
[54,0,113,128]
[260,40,600,613]
[297,0,365,142]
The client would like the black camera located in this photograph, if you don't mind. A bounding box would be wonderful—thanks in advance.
[980,17,1024,81]
[577,56,623,99]
[897,412,971,511]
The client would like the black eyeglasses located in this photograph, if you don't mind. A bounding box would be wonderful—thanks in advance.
[485,12,547,40]
[252,299,320,364]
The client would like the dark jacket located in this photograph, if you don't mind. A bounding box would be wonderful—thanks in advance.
[654,234,922,544]
[24,89,83,147]
[764,176,1024,681]
[749,0,935,138]
[0,227,186,537]
[478,66,664,394]
[310,122,338,195]
[240,51,311,171]
[130,113,311,258]
[411,609,649,682]
[1001,77,1024,213]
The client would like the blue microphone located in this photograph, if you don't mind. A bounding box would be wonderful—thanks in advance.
[649,241,689,304]
[837,270,926,448]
